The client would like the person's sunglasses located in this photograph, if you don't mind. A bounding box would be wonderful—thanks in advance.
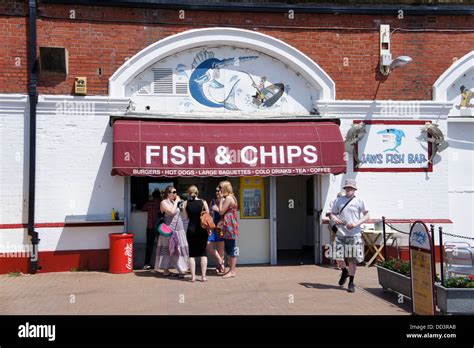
[171,191,177,194]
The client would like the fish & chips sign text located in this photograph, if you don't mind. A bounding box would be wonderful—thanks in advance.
[129,144,332,176]
[145,144,318,165]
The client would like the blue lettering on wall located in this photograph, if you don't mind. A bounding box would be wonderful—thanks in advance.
[408,153,427,164]
[385,153,405,164]
[360,153,383,164]
[361,153,427,165]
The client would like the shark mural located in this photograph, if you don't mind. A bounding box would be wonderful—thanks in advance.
[377,128,406,153]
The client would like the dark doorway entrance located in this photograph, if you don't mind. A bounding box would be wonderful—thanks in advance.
[276,176,314,265]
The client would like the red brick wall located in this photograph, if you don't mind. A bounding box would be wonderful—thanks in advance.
[1,0,473,99]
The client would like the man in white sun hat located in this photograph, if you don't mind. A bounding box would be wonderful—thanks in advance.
[330,179,370,293]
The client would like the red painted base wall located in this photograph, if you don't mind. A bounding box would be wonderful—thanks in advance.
[322,245,445,264]
[0,249,109,274]
[2,246,446,273]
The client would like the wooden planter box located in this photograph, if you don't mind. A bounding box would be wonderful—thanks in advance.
[376,265,411,299]
[436,284,474,315]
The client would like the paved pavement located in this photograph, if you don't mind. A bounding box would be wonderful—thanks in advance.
[0,265,411,315]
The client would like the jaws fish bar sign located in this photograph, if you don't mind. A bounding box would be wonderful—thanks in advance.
[354,121,433,172]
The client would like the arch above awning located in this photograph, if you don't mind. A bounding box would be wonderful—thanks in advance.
[109,27,336,101]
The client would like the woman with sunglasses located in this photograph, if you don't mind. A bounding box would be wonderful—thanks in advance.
[208,186,226,274]
[155,185,189,277]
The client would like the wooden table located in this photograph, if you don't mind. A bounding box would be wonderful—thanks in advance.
[361,230,395,267]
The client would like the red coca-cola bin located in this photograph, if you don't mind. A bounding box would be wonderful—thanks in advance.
[109,233,134,274]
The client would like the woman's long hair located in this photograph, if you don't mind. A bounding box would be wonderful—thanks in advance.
[163,185,175,200]
[219,180,234,197]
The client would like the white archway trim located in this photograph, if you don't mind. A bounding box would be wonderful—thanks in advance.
[109,27,335,100]
[433,50,474,102]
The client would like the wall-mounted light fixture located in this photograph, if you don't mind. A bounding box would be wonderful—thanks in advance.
[380,24,412,76]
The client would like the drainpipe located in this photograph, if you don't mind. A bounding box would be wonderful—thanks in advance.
[27,0,40,274]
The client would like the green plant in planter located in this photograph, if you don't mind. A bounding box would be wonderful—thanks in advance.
[443,277,474,288]
[378,258,411,277]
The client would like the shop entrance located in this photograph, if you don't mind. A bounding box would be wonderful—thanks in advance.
[276,176,315,265]
[130,176,239,268]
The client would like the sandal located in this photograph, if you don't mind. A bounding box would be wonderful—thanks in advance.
[216,261,225,274]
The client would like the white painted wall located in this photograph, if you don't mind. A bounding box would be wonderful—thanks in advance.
[0,95,28,225]
[447,121,474,245]
[0,95,30,254]
[0,95,129,252]
[34,113,123,222]
[433,50,474,246]
[36,226,125,251]
[0,229,28,253]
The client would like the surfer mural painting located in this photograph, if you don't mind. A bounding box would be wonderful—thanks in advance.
[188,49,285,111]
[250,76,285,108]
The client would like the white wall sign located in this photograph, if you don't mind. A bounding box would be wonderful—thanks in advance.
[355,121,432,172]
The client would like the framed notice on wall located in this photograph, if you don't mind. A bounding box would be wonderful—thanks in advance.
[354,120,433,172]
[240,177,264,219]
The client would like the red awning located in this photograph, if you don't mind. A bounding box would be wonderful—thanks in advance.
[112,120,346,177]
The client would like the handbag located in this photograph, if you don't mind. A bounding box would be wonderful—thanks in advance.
[157,223,173,237]
[200,202,216,230]
[155,212,177,237]
[215,218,225,238]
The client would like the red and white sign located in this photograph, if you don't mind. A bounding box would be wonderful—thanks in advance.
[124,242,133,271]
[112,120,346,177]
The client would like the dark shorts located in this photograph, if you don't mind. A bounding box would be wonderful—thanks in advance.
[224,239,239,257]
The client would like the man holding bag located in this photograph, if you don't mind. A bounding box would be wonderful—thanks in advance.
[330,179,369,293]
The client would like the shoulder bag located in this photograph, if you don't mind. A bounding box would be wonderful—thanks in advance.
[331,196,356,234]
[156,208,178,238]
[200,201,216,231]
